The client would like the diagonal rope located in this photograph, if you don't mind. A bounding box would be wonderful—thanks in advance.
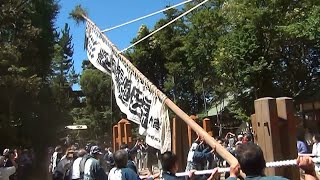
[120,0,209,53]
[101,0,193,33]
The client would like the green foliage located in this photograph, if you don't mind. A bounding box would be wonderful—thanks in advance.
[80,69,111,111]
[73,61,121,142]
[0,0,61,147]
[69,5,88,24]
[214,0,320,118]
[50,23,79,112]
[127,0,320,121]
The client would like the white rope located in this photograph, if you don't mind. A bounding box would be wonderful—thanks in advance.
[120,0,209,53]
[175,157,320,177]
[101,0,193,33]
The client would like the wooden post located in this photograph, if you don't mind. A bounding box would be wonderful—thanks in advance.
[124,122,133,147]
[276,97,299,179]
[254,97,282,176]
[188,115,198,147]
[113,125,119,151]
[203,118,213,136]
[117,120,123,147]
[172,116,189,171]
[116,119,131,149]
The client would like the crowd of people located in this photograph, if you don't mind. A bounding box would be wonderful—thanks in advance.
[46,130,320,180]
[48,139,161,180]
[1,131,318,180]
[0,147,35,180]
[184,132,254,179]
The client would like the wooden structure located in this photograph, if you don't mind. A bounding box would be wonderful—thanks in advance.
[188,115,198,147]
[203,118,213,136]
[172,116,189,171]
[297,93,320,131]
[112,119,133,151]
[252,97,299,179]
[173,116,215,171]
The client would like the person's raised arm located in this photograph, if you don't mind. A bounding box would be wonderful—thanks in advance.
[226,163,241,180]
[207,168,219,180]
[297,156,319,180]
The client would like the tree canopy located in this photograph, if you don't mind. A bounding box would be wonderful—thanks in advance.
[126,0,320,120]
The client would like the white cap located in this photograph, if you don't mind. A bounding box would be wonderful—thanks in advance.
[3,149,9,156]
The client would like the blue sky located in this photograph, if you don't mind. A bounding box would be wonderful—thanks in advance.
[55,0,183,89]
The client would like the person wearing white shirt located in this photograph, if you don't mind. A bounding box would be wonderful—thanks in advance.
[311,134,320,179]
[72,149,87,180]
[312,134,320,156]
[185,136,201,172]
[0,155,16,180]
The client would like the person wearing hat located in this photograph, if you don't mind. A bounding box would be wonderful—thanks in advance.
[83,146,106,180]
[235,134,243,146]
[0,155,17,180]
[3,149,15,168]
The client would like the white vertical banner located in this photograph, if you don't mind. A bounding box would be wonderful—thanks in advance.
[85,21,171,152]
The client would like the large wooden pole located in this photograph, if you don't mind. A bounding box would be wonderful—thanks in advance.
[165,99,238,166]
[82,15,239,167]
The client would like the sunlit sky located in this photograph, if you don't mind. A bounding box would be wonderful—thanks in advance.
[55,0,183,89]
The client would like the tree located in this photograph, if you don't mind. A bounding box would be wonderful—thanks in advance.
[74,62,121,142]
[0,0,61,147]
[213,0,320,119]
[127,0,320,121]
[126,25,167,90]
[184,0,228,114]
[128,8,201,113]
[51,23,78,114]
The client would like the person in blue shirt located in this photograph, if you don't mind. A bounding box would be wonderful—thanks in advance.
[120,143,139,173]
[297,138,308,154]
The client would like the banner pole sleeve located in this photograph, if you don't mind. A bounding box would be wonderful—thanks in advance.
[81,14,239,168]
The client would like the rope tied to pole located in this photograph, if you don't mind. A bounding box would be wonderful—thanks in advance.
[101,0,194,33]
[120,0,209,53]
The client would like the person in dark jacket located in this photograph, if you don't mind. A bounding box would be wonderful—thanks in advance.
[83,146,106,180]
[120,143,139,173]
[53,149,74,180]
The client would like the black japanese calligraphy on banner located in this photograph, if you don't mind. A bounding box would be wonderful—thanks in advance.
[86,34,98,59]
[85,21,171,153]
[96,49,112,74]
